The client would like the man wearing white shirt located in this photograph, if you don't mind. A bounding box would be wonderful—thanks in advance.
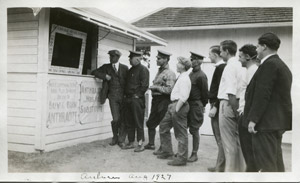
[237,44,259,172]
[217,40,246,172]
[158,56,192,166]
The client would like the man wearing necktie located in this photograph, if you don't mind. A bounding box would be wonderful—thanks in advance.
[243,33,292,172]
[91,50,128,147]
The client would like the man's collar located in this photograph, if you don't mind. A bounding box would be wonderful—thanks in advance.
[159,63,169,71]
[260,53,277,65]
[192,65,201,72]
[215,60,225,67]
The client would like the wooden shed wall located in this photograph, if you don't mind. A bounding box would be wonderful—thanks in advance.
[8,8,136,152]
[42,26,135,152]
[7,8,40,152]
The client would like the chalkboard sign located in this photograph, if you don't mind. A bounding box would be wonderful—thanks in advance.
[49,24,87,75]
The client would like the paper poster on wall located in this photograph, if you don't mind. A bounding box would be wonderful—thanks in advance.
[79,80,103,124]
[47,80,80,128]
[48,24,87,75]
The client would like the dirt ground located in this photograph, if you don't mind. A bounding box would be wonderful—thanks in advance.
[8,133,291,173]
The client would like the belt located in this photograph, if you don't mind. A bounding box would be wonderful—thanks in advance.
[124,94,139,98]
[171,100,178,103]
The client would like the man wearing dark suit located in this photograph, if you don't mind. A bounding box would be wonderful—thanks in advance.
[91,50,128,147]
[122,51,149,152]
[243,32,292,172]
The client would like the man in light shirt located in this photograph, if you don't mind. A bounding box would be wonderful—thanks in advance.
[158,56,192,166]
[217,40,246,172]
[237,44,259,172]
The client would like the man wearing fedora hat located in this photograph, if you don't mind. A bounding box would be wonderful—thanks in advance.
[91,49,128,147]
[187,52,208,163]
[145,50,176,152]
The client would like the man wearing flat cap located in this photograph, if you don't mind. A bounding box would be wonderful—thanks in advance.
[158,56,192,166]
[187,52,208,162]
[122,51,149,152]
[91,49,128,147]
[145,50,176,152]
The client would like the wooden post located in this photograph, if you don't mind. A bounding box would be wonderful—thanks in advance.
[35,8,50,151]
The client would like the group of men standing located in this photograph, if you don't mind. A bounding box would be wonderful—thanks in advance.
[91,32,292,172]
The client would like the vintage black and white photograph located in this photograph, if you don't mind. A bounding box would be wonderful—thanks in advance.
[0,0,299,182]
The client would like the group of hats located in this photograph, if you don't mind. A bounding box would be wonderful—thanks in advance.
[108,49,205,61]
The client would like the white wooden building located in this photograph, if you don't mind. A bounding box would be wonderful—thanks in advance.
[7,7,167,153]
[133,7,293,143]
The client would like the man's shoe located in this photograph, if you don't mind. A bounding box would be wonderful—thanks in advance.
[153,147,163,155]
[167,159,187,166]
[134,145,145,152]
[187,153,198,163]
[118,142,126,149]
[122,142,134,150]
[207,167,216,172]
[109,138,118,146]
[157,152,174,159]
[144,143,155,150]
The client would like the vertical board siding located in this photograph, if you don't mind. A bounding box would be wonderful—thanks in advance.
[7,9,39,152]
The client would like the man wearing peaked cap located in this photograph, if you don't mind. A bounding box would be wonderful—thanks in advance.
[91,49,128,147]
[158,56,192,166]
[145,50,176,152]
[187,51,209,163]
[128,50,143,58]
[157,50,172,58]
[190,51,205,60]
[122,50,149,152]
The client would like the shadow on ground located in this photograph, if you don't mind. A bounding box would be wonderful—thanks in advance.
[8,134,291,172]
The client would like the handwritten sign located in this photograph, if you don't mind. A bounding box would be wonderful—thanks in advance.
[79,80,103,124]
[47,80,80,128]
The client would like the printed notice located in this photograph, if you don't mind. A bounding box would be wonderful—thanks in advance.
[47,80,80,128]
[79,80,103,124]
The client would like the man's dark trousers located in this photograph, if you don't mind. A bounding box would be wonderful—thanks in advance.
[187,100,204,153]
[124,97,145,142]
[146,95,171,145]
[252,131,285,172]
[109,97,126,143]
[238,114,257,172]
[211,112,225,171]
